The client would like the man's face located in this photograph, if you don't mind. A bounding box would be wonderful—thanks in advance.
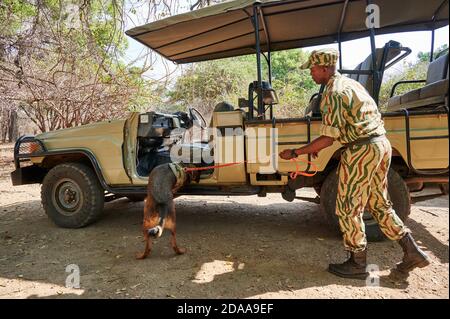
[310,65,328,85]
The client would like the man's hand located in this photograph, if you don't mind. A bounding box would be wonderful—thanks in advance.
[279,149,319,160]
[279,136,333,161]
[279,149,297,160]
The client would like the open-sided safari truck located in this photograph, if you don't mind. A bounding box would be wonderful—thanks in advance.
[11,0,449,241]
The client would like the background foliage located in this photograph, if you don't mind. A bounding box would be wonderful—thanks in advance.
[0,0,446,141]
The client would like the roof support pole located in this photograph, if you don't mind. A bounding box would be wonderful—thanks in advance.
[261,51,274,118]
[261,51,274,119]
[253,5,264,119]
[259,8,272,85]
[366,0,379,105]
[260,7,274,119]
[430,29,435,62]
[430,0,448,62]
[337,0,349,69]
[268,49,273,119]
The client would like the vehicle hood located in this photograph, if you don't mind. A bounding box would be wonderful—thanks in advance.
[36,120,126,141]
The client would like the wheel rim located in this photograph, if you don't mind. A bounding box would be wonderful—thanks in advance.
[52,178,83,216]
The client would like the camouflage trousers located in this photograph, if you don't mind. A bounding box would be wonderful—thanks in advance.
[336,137,409,252]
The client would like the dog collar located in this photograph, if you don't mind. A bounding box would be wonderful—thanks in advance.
[169,163,186,189]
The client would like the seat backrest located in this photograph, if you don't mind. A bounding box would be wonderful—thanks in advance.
[304,84,325,117]
[426,53,449,84]
[349,64,361,82]
[357,49,383,94]
[304,95,321,117]
[308,41,405,115]
[357,41,402,96]
[209,101,234,127]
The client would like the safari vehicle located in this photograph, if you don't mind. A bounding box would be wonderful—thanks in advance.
[11,0,449,241]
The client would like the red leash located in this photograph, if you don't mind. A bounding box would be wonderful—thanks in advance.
[289,157,318,178]
[183,162,242,171]
[183,157,318,178]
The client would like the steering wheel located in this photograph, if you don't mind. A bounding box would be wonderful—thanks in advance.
[189,107,207,129]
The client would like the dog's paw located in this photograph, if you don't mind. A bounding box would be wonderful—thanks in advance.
[175,247,186,255]
[135,252,149,260]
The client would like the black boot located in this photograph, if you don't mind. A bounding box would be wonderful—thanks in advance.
[396,233,430,273]
[328,250,368,279]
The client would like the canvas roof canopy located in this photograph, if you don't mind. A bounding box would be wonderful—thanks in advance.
[126,0,449,64]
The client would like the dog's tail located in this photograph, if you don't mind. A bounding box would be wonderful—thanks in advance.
[147,203,169,238]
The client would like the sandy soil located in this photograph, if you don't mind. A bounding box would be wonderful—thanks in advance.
[0,143,448,299]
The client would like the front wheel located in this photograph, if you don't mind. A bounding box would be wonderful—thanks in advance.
[41,163,105,228]
[320,167,410,242]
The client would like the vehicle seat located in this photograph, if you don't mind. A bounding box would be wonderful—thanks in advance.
[208,101,245,140]
[387,53,449,112]
[304,90,323,117]
[209,101,235,127]
[352,40,403,96]
[305,40,406,116]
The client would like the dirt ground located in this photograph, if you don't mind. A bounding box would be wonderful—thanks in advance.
[0,143,448,299]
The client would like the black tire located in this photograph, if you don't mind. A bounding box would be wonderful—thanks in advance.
[41,163,105,228]
[408,182,424,193]
[320,167,410,242]
[439,183,449,195]
[126,194,147,202]
[313,185,322,196]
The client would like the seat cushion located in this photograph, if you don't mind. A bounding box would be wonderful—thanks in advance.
[420,79,449,99]
[387,53,448,112]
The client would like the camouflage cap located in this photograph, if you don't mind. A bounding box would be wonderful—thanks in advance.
[300,48,339,69]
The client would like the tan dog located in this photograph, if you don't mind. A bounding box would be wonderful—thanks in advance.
[136,163,198,259]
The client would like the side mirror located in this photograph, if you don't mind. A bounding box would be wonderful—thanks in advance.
[261,81,279,105]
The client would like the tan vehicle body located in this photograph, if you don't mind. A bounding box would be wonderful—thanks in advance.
[26,110,448,187]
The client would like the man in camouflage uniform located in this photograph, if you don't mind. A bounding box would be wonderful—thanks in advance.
[279,48,430,279]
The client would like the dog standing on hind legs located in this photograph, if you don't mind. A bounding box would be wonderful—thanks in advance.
[136,163,198,260]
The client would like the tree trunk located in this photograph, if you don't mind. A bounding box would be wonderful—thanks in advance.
[1,109,8,143]
[8,109,18,142]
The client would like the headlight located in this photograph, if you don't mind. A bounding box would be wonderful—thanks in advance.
[17,138,45,156]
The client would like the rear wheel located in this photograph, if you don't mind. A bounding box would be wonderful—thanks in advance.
[320,167,410,242]
[439,183,449,195]
[41,163,105,228]
[313,185,322,196]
